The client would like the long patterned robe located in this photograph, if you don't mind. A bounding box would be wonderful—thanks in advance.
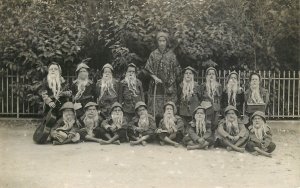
[145,48,181,117]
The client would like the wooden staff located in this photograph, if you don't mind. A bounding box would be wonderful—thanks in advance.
[153,83,157,118]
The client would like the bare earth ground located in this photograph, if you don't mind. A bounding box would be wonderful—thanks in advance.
[0,119,299,188]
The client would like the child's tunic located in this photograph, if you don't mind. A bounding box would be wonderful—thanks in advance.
[119,78,144,118]
[246,124,276,153]
[50,118,81,143]
[183,120,214,146]
[127,114,156,141]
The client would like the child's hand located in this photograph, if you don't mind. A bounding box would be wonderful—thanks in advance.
[233,136,240,142]
[197,138,205,144]
[156,128,163,133]
[49,101,56,108]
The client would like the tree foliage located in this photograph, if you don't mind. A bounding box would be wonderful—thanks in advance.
[0,0,298,106]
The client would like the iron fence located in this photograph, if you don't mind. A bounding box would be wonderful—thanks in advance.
[0,69,299,119]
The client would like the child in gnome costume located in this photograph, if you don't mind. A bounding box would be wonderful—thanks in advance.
[246,111,276,157]
[50,102,81,145]
[156,101,185,147]
[177,66,201,130]
[39,62,72,118]
[127,101,156,146]
[71,62,97,118]
[182,105,214,150]
[221,71,245,116]
[119,63,145,120]
[216,105,249,153]
[96,64,119,119]
[199,67,223,132]
[99,102,128,145]
[78,102,104,143]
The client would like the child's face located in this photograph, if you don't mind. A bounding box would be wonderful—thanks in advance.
[195,109,205,120]
[250,75,260,87]
[184,70,194,82]
[253,116,264,128]
[48,65,60,77]
[112,107,122,116]
[86,106,97,118]
[126,67,136,78]
[207,70,216,80]
[165,105,174,116]
[103,68,112,79]
[78,68,88,80]
[158,37,167,50]
[229,74,238,82]
[137,106,147,117]
[63,109,75,121]
[226,110,237,122]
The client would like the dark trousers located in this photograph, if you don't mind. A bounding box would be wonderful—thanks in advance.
[99,127,128,143]
[246,141,276,153]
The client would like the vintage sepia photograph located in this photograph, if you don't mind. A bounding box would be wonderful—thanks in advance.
[0,0,299,187]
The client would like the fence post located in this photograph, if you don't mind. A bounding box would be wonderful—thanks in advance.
[16,68,20,118]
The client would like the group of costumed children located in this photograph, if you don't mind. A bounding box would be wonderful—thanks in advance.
[37,31,275,158]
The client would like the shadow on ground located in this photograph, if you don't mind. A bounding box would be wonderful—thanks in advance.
[0,120,299,188]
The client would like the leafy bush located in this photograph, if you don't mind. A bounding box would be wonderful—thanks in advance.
[0,0,298,110]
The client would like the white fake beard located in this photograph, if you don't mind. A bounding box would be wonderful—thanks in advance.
[125,74,137,96]
[195,117,206,136]
[100,74,116,99]
[163,112,177,132]
[111,112,123,129]
[138,114,149,129]
[225,116,239,136]
[83,114,99,132]
[206,76,218,102]
[62,111,75,130]
[250,84,264,103]
[254,122,267,140]
[75,79,88,99]
[227,79,238,106]
[47,72,61,99]
[182,76,194,100]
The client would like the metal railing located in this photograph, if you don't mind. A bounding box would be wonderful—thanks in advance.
[0,69,299,119]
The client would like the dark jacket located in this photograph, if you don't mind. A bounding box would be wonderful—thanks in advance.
[51,118,82,135]
[128,114,156,135]
[199,82,223,112]
[158,115,185,133]
[70,79,97,107]
[221,87,245,115]
[248,124,272,147]
[39,78,71,115]
[217,118,248,138]
[95,78,119,118]
[187,120,212,142]
[101,117,128,132]
[178,82,201,117]
[244,87,269,113]
[119,78,144,114]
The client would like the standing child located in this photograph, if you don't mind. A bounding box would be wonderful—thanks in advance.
[178,66,201,130]
[119,63,144,121]
[71,63,96,118]
[96,64,119,119]
[200,67,223,131]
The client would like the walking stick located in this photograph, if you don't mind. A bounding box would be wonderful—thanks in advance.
[153,82,157,118]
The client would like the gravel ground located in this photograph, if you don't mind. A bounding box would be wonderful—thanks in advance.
[0,119,299,188]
